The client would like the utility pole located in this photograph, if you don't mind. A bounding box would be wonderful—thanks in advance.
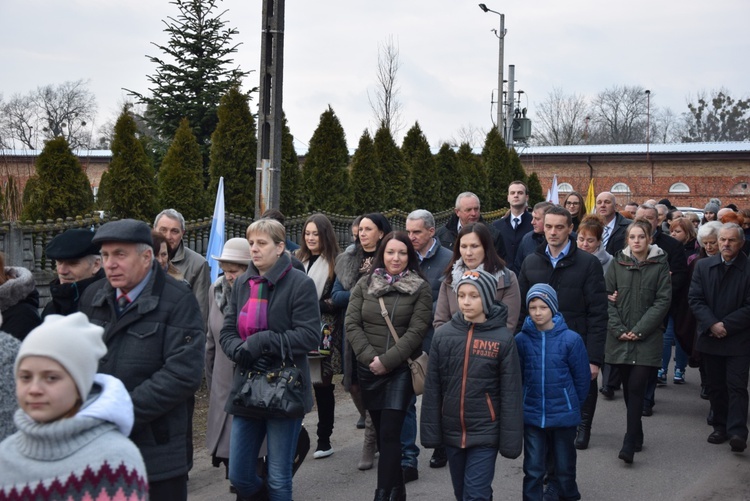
[505,64,515,146]
[254,0,285,218]
[478,4,505,135]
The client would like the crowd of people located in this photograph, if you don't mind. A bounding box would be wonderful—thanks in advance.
[0,186,748,501]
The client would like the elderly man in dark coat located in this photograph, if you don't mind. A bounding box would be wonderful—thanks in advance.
[79,219,205,500]
[43,228,105,318]
[689,223,750,453]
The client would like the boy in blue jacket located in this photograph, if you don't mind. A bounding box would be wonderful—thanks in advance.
[516,284,590,501]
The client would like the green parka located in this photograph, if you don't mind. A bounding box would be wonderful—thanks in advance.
[604,245,672,367]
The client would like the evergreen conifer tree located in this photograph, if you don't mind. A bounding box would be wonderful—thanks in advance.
[303,106,350,213]
[158,118,208,220]
[401,122,438,212]
[96,171,111,212]
[482,128,511,209]
[434,143,460,211]
[107,108,158,221]
[373,123,408,210]
[209,86,256,216]
[279,113,305,217]
[349,130,384,214]
[508,148,527,184]
[456,143,486,201]
[127,0,249,182]
[21,137,94,221]
[527,172,545,207]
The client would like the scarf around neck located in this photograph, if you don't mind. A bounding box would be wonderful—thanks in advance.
[237,263,292,340]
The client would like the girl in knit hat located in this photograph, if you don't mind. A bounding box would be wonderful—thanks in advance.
[421,269,523,501]
[516,284,590,500]
[0,312,148,500]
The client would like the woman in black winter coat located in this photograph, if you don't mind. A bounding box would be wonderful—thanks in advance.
[0,253,41,341]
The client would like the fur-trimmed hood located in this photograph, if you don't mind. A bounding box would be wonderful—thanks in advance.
[334,245,366,291]
[366,270,426,298]
[0,267,38,311]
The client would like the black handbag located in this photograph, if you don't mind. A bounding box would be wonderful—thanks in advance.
[233,333,306,419]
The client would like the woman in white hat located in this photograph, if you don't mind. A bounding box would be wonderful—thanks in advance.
[205,238,252,482]
[0,313,148,500]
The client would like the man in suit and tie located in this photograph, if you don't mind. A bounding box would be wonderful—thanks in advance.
[494,180,533,273]
[596,191,631,255]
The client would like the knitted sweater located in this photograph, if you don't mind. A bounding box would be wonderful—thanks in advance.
[0,374,148,500]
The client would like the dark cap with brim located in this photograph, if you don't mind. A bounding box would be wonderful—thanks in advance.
[92,219,153,246]
[45,229,101,260]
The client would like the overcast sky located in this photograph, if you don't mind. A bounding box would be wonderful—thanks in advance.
[2,0,748,153]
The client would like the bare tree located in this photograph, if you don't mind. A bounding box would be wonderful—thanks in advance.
[439,123,488,149]
[368,36,403,135]
[681,89,750,142]
[589,85,649,144]
[532,88,590,146]
[1,94,37,149]
[0,80,97,150]
[651,107,683,144]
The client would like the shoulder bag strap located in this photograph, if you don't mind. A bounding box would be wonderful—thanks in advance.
[379,297,400,345]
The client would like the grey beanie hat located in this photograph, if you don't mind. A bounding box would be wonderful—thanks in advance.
[526,283,559,316]
[704,202,720,216]
[455,269,498,315]
[15,313,107,400]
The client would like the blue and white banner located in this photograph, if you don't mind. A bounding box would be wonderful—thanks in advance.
[206,177,225,282]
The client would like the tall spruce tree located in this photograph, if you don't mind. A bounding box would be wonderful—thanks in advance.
[482,128,511,209]
[527,172,545,207]
[349,130,384,214]
[373,123,408,210]
[209,86,256,216]
[401,122,438,212]
[127,0,249,182]
[158,118,208,219]
[303,106,350,213]
[508,148,527,184]
[279,113,305,216]
[106,108,158,221]
[434,143,460,211]
[21,137,94,221]
[456,142,486,201]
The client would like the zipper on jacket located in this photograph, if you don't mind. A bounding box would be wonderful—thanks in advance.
[460,324,475,448]
[485,393,496,422]
[564,388,572,410]
[541,331,546,429]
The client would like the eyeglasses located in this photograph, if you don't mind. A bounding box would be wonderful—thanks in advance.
[565,201,580,206]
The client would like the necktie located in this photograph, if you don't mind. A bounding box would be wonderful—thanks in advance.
[117,294,131,313]
[602,226,611,248]
[513,217,520,230]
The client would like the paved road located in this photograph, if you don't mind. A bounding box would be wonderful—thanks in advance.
[188,376,750,500]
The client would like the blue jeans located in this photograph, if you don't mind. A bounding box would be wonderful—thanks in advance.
[661,316,687,372]
[445,445,498,501]
[523,425,580,501]
[400,395,419,468]
[228,415,302,501]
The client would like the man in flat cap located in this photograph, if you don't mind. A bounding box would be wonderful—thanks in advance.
[43,228,105,318]
[79,219,204,501]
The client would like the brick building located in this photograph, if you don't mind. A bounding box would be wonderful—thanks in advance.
[518,142,750,210]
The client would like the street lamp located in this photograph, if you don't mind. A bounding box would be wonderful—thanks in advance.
[478,4,506,135]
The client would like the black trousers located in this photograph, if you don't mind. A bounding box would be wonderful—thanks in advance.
[703,353,750,439]
[149,475,188,501]
[617,364,651,438]
[370,409,407,491]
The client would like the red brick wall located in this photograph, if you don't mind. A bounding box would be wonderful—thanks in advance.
[521,156,750,209]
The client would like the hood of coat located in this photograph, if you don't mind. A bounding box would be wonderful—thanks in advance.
[76,373,135,436]
[0,267,38,311]
[520,312,569,340]
[366,270,425,297]
[593,246,613,268]
[617,244,666,265]
[334,245,365,291]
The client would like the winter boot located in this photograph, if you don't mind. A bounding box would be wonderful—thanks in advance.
[575,380,598,450]
[389,485,406,501]
[358,412,378,470]
[350,385,367,429]
[373,489,389,501]
[618,434,635,464]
